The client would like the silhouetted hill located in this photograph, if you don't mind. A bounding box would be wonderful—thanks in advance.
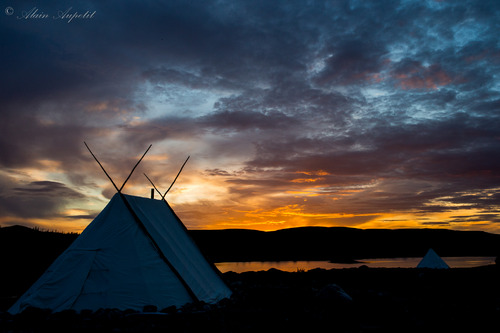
[3,225,500,266]
[190,226,500,262]
[0,226,78,299]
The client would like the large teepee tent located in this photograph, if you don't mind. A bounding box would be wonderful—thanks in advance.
[417,248,449,269]
[9,145,231,314]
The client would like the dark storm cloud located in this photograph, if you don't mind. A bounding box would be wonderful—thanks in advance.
[0,114,95,169]
[422,222,450,226]
[0,178,84,219]
[1,0,315,167]
[449,214,500,224]
[1,1,147,171]
[315,39,388,85]
[13,181,83,196]
[118,117,201,144]
[200,110,298,131]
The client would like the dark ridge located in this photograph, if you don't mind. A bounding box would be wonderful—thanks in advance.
[0,225,78,305]
[189,226,500,262]
[3,225,500,265]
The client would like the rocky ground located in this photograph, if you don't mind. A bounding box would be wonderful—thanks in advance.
[1,265,500,332]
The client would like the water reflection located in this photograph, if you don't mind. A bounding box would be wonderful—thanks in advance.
[215,257,496,273]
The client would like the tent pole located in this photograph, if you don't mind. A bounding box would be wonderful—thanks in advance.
[119,144,152,192]
[162,156,190,198]
[144,173,163,198]
[84,142,120,192]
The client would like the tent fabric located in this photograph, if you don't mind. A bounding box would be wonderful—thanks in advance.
[417,248,450,269]
[9,193,231,314]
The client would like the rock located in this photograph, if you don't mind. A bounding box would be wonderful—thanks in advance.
[316,284,353,304]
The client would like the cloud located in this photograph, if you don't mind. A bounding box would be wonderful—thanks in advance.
[0,178,85,219]
[204,169,239,177]
[200,109,299,132]
[392,61,454,90]
[0,114,94,169]
[315,39,388,85]
[448,214,500,224]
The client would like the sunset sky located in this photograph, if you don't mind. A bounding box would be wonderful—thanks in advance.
[1,0,500,233]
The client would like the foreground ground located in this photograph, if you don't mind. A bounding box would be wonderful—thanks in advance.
[1,265,500,332]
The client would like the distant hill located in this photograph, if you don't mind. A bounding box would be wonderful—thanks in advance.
[190,226,500,262]
[0,226,78,301]
[3,224,500,264]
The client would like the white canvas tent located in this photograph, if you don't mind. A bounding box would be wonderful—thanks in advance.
[417,248,449,269]
[9,193,232,314]
[9,144,231,314]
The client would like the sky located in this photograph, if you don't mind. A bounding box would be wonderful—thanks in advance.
[1,0,500,233]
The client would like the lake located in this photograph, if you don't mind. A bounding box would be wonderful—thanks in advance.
[215,256,496,273]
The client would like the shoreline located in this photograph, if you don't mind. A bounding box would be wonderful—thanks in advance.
[214,256,496,273]
[2,265,499,332]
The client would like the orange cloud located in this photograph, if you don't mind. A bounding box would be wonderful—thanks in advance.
[395,63,453,90]
[291,178,325,183]
[295,170,330,176]
[369,73,385,83]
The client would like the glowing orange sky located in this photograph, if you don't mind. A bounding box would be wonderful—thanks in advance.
[1,150,498,235]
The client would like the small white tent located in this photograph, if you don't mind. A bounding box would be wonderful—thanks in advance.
[417,248,449,269]
[9,193,232,313]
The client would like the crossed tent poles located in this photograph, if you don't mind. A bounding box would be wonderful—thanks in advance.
[84,141,189,198]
